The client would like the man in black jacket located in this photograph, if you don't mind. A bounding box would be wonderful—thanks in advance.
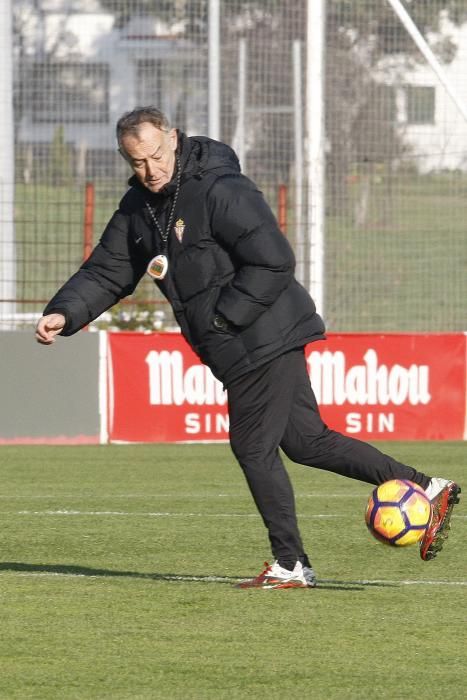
[35,107,460,588]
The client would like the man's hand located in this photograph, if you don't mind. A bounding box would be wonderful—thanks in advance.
[35,313,66,345]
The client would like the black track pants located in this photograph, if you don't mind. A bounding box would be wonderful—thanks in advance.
[227,348,431,569]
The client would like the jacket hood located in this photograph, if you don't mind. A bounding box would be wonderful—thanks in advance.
[129,131,241,201]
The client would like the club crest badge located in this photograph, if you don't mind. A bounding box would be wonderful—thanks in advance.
[174,218,186,243]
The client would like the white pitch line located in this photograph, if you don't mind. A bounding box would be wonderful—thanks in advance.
[1,571,466,586]
[340,579,467,586]
[12,509,466,520]
[15,510,342,519]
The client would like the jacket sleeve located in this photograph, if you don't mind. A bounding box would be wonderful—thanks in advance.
[208,175,295,328]
[44,209,147,335]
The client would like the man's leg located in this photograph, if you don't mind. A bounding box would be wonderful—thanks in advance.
[279,350,460,561]
[280,350,430,489]
[227,353,309,570]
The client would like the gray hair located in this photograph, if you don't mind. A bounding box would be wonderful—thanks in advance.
[116,106,171,151]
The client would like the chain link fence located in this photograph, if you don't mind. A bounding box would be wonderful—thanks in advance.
[1,0,467,331]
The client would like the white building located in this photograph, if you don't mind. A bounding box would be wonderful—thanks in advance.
[15,0,208,172]
[385,19,467,172]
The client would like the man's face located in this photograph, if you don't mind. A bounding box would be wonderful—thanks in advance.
[120,122,177,193]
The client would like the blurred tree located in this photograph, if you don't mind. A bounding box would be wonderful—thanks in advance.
[49,125,73,185]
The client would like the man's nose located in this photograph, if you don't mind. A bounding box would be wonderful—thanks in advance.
[145,160,157,177]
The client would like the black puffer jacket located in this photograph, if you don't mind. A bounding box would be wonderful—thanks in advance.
[45,133,325,384]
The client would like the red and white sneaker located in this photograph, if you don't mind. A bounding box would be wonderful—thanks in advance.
[236,561,317,589]
[420,478,461,561]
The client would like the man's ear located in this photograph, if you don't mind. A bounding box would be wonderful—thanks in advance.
[168,128,178,151]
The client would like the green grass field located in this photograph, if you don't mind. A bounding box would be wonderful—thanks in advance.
[0,442,465,699]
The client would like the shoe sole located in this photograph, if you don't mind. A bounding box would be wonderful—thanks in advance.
[236,579,314,590]
[262,581,314,589]
[420,483,461,561]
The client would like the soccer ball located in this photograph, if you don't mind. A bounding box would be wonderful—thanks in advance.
[365,479,432,546]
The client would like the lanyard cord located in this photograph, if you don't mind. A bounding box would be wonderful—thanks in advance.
[145,154,182,252]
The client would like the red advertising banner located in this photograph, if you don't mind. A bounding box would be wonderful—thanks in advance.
[108,332,229,443]
[107,332,467,443]
[308,334,466,440]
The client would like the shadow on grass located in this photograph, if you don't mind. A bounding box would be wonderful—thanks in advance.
[0,561,239,584]
[0,562,400,590]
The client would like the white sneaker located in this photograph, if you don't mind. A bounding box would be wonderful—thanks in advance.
[424,477,452,501]
[237,560,316,589]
